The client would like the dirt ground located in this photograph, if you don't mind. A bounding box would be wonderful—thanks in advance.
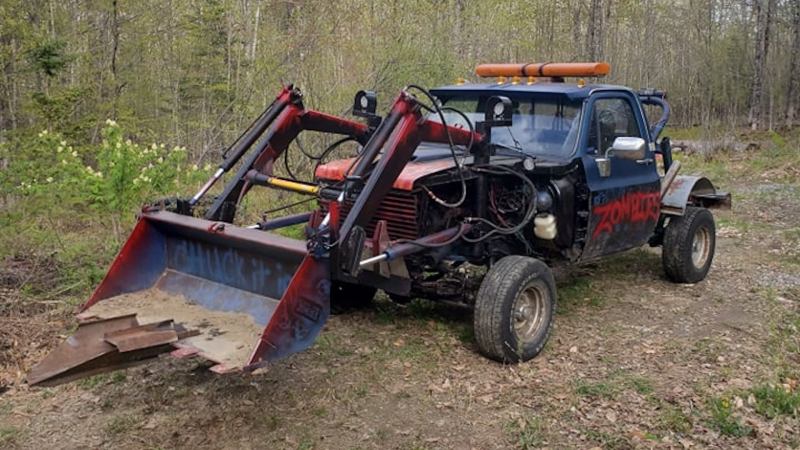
[1,168,799,449]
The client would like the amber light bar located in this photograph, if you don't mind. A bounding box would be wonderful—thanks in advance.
[475,62,611,78]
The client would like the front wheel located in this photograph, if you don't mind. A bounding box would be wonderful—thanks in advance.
[662,206,716,283]
[473,256,556,363]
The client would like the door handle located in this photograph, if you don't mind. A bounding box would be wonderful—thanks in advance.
[636,158,654,165]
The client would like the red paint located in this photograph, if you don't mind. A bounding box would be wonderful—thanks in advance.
[592,191,660,238]
[316,156,459,191]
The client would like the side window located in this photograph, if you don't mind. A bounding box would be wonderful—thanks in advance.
[587,98,643,153]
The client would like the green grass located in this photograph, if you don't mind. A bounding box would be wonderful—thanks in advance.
[76,371,127,390]
[0,427,20,446]
[706,397,752,438]
[628,376,654,395]
[557,277,603,314]
[673,128,800,186]
[575,380,618,400]
[750,384,800,419]
[574,372,654,400]
[658,404,693,434]
[273,223,306,240]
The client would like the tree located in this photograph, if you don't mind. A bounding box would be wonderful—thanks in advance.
[749,0,776,130]
[786,0,800,128]
[586,0,604,60]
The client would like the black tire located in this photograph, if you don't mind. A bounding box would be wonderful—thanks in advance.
[473,256,556,363]
[330,281,376,314]
[662,206,716,283]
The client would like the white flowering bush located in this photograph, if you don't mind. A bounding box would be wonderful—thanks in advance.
[4,120,210,216]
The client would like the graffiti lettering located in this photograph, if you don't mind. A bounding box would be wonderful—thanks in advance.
[592,191,660,238]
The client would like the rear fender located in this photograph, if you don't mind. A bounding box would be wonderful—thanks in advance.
[661,175,731,216]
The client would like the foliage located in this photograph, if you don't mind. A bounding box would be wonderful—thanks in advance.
[706,396,752,437]
[750,383,800,419]
[27,38,71,77]
[0,121,211,296]
[3,121,208,217]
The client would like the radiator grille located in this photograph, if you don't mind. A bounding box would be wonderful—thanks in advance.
[323,190,420,241]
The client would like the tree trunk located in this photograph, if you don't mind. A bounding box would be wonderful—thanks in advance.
[572,0,583,56]
[749,0,775,130]
[786,0,800,128]
[587,0,604,60]
[110,0,120,120]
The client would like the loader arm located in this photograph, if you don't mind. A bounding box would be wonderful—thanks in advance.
[204,86,370,223]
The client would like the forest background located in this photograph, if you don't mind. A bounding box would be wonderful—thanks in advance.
[0,0,798,292]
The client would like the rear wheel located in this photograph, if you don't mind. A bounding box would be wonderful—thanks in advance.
[474,256,556,363]
[330,281,376,314]
[662,206,716,283]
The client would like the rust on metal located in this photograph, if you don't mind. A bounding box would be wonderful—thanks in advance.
[26,314,198,387]
[104,319,199,353]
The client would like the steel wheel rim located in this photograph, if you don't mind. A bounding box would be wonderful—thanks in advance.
[512,283,547,343]
[691,226,711,268]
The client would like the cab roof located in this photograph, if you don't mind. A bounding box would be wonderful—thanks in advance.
[430,82,632,101]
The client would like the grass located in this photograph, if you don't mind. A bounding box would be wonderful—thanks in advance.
[557,277,602,314]
[0,427,20,446]
[506,416,546,449]
[77,371,127,390]
[674,129,800,186]
[706,397,752,437]
[574,372,654,400]
[575,379,618,400]
[628,376,654,395]
[657,404,693,434]
[104,414,141,436]
[583,428,631,449]
[750,384,800,419]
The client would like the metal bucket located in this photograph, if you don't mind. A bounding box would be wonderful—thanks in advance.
[27,210,330,386]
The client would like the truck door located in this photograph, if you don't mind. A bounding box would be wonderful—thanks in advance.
[579,92,661,260]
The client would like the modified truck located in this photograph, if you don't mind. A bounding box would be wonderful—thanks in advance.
[29,62,730,386]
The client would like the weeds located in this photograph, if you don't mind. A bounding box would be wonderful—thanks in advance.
[658,404,693,434]
[104,414,140,436]
[506,416,546,449]
[706,397,752,437]
[750,384,800,419]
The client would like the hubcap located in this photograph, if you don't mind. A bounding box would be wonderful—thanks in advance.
[512,283,547,343]
[691,226,711,268]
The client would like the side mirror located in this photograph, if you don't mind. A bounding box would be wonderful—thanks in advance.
[608,136,646,160]
[595,137,647,177]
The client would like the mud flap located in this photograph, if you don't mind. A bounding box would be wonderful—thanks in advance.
[27,210,331,386]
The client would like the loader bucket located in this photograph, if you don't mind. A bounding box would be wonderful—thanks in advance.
[27,210,331,386]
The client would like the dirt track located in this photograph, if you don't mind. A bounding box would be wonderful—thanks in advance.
[1,175,799,449]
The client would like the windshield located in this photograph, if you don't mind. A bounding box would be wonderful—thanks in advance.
[432,93,583,158]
